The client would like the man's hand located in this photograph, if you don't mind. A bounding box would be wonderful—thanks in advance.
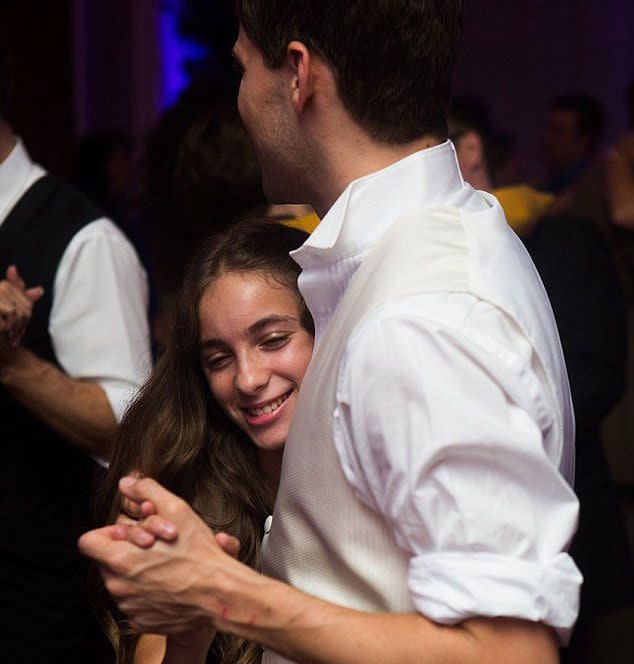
[0,265,43,355]
[78,477,263,636]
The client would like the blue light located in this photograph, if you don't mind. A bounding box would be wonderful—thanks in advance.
[159,0,208,109]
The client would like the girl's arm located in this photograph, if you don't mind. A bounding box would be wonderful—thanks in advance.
[133,634,165,664]
[133,631,216,664]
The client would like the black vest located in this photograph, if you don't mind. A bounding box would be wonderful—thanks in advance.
[0,175,112,661]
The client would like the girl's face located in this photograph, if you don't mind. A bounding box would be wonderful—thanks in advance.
[199,270,314,452]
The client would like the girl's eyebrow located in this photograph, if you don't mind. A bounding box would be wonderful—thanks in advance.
[247,315,297,336]
[199,338,226,352]
[199,315,298,351]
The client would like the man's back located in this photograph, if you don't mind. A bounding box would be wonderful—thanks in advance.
[263,145,579,662]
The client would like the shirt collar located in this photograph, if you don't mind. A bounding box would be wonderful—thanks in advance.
[0,139,45,226]
[291,141,467,339]
[291,140,465,270]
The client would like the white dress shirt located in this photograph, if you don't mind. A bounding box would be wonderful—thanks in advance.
[0,140,151,424]
[290,141,581,637]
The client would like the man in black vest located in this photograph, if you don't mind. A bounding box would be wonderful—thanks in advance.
[0,49,151,661]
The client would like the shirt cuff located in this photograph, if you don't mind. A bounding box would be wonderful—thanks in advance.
[408,551,582,645]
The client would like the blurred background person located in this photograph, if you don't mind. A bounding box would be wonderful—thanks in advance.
[548,82,634,535]
[0,36,151,663]
[142,92,266,349]
[606,79,634,230]
[542,93,605,194]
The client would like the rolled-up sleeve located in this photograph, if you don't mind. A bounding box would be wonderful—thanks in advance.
[49,218,152,423]
[333,295,581,643]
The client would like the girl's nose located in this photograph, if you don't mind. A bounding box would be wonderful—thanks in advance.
[235,354,269,395]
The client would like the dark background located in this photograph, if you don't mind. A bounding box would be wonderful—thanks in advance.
[1,0,633,180]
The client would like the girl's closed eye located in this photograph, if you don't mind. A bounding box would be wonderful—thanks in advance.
[261,334,291,350]
[206,353,232,370]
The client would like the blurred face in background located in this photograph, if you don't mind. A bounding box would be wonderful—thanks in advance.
[545,109,588,172]
[455,130,492,191]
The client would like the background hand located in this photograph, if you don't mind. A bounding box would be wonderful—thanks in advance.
[0,265,44,351]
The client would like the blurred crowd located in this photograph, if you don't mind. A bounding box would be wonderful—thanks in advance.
[447,86,634,662]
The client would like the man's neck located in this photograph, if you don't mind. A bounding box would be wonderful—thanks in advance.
[310,134,442,218]
[0,120,17,165]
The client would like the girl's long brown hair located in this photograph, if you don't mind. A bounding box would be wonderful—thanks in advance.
[94,219,313,664]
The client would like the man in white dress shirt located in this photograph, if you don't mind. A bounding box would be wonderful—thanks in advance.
[0,53,151,658]
[80,2,581,663]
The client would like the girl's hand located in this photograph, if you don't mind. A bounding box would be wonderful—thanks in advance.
[113,511,241,559]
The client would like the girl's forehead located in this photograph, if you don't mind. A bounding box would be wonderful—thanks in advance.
[202,268,294,303]
[199,270,300,334]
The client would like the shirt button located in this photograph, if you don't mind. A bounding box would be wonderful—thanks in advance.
[264,515,273,534]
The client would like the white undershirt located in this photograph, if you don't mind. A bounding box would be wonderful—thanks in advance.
[0,140,151,424]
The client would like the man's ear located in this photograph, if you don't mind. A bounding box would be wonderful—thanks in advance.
[287,41,313,113]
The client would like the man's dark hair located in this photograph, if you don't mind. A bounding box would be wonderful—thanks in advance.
[550,93,605,145]
[236,0,464,143]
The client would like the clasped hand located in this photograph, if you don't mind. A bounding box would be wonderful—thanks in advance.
[78,477,256,637]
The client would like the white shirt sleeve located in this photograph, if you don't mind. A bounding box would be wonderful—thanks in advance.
[49,218,152,423]
[333,294,581,642]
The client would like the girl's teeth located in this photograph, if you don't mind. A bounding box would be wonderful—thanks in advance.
[248,392,289,417]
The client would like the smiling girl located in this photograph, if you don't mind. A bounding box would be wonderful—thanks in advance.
[96,219,314,664]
